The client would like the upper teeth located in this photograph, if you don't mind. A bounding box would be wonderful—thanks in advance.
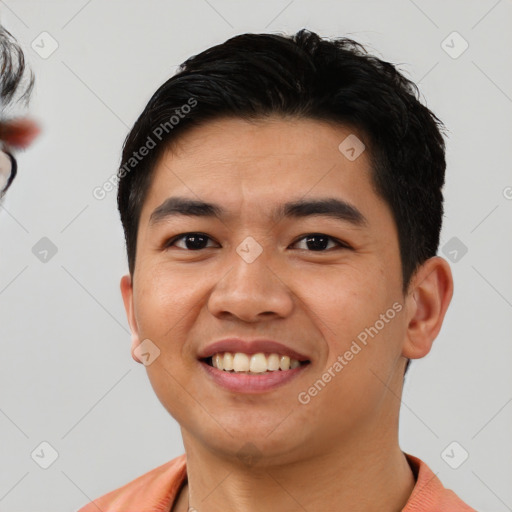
[211,352,302,372]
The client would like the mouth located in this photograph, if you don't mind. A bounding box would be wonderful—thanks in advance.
[201,352,310,373]
[199,352,311,393]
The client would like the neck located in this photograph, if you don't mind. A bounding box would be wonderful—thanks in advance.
[179,426,415,512]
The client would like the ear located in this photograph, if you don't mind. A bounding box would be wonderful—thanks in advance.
[120,274,143,364]
[402,256,454,360]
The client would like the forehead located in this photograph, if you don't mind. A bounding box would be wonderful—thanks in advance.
[139,116,390,227]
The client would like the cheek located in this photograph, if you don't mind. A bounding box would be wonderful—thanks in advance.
[134,268,203,415]
[302,288,405,436]
[305,261,387,328]
[134,265,199,332]
[303,259,403,368]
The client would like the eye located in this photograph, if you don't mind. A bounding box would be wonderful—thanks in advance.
[163,232,351,252]
[164,232,218,250]
[290,233,350,252]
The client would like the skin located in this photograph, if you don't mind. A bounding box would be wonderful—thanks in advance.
[121,116,453,512]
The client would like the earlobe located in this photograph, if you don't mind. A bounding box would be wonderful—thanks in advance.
[130,333,143,364]
[120,274,143,364]
[402,257,454,360]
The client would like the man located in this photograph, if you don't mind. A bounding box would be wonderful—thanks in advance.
[0,26,39,199]
[79,29,476,511]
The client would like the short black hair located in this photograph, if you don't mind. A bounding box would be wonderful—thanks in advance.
[118,26,446,314]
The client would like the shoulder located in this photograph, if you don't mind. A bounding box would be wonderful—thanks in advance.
[403,453,477,512]
[76,453,187,512]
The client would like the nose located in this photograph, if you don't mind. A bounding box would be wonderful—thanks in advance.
[206,248,294,323]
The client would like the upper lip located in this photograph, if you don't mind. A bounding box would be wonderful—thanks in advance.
[198,338,310,362]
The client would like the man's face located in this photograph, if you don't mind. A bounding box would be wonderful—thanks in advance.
[122,117,411,463]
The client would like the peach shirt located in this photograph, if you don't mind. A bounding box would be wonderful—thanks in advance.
[77,452,477,511]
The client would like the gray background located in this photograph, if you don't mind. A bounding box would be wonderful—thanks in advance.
[0,1,511,511]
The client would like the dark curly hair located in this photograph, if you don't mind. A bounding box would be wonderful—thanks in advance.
[0,26,35,197]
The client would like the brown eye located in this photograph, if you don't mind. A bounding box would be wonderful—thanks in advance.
[165,233,217,250]
[291,233,350,251]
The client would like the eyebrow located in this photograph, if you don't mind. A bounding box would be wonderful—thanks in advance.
[149,196,368,227]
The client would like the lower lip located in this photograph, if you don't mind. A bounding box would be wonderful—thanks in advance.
[199,360,309,393]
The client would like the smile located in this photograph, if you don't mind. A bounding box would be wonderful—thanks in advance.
[200,352,311,393]
[206,352,309,373]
